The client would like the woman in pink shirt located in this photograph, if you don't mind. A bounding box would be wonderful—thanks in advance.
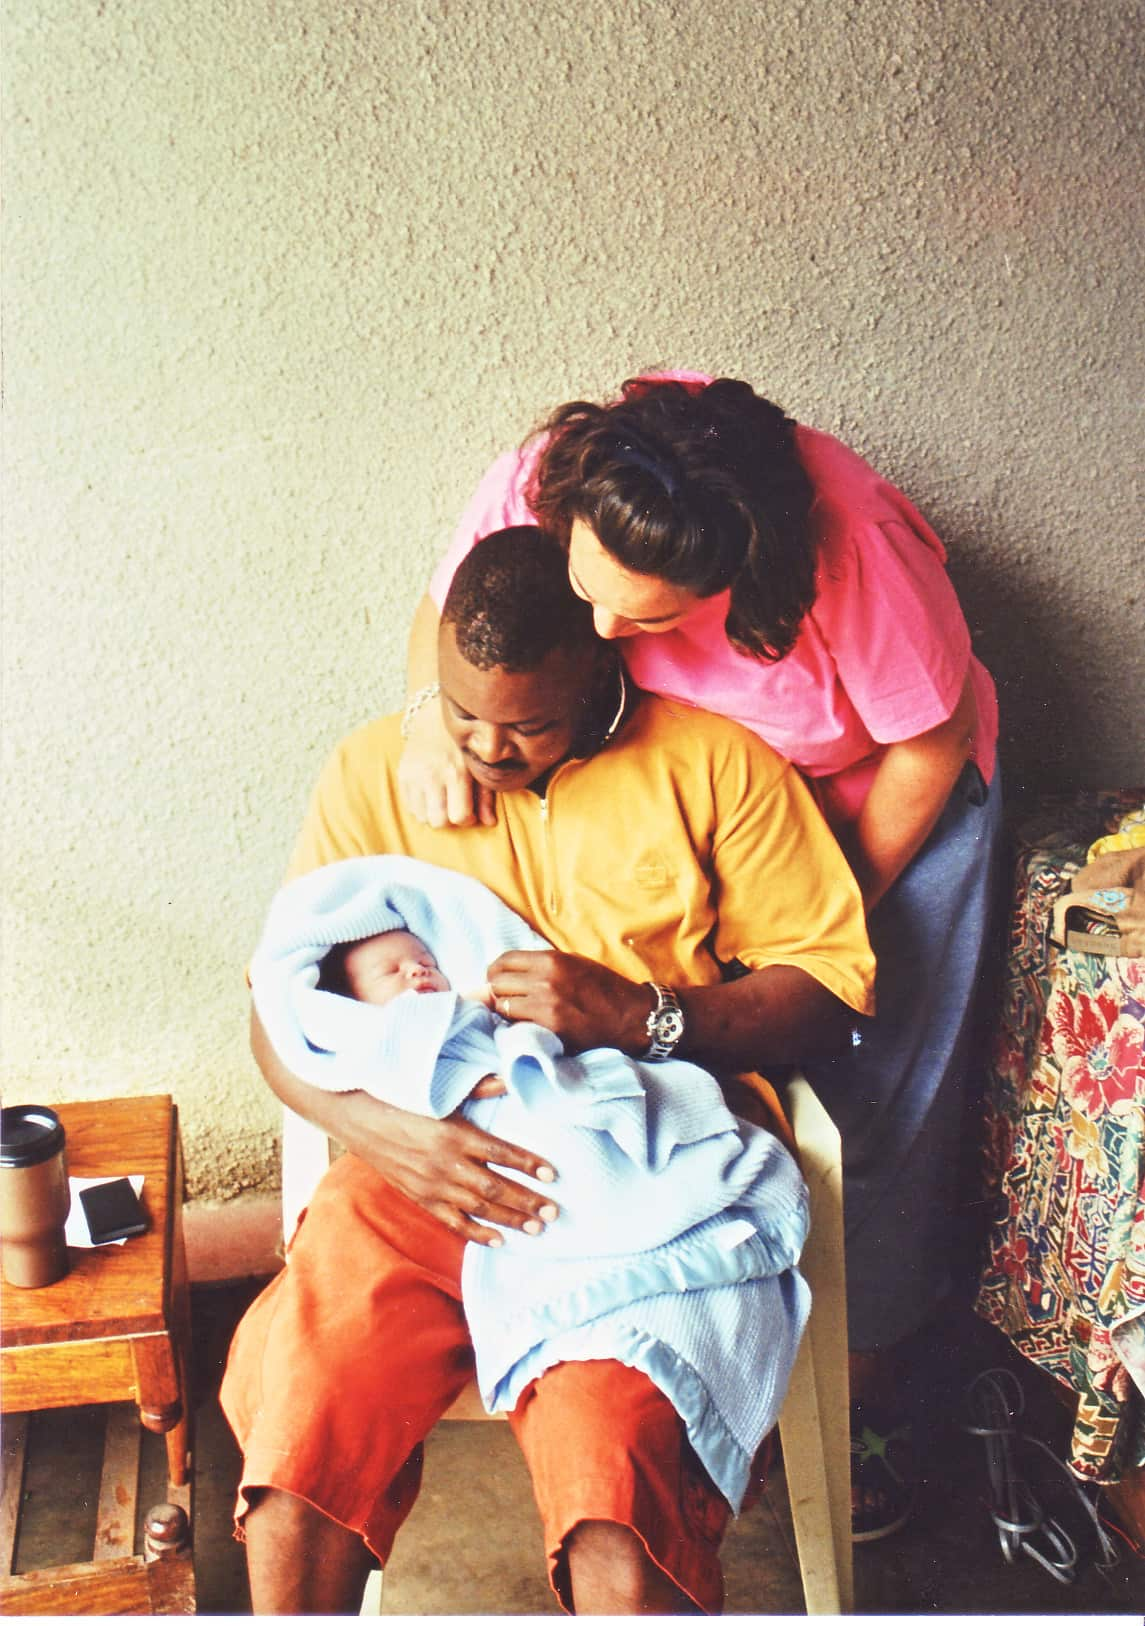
[401,373,1003,1543]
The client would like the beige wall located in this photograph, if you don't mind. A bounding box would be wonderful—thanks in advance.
[3,0,1142,1201]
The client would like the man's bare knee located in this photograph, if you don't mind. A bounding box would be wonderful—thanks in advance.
[244,1486,374,1616]
[565,1519,701,1615]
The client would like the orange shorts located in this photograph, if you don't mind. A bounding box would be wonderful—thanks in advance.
[220,1154,741,1612]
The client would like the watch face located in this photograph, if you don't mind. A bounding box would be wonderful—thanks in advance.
[654,1008,685,1045]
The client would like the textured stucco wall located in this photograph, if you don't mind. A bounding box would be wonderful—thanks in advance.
[3,0,1142,1200]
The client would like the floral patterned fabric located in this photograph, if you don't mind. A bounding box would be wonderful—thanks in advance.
[976,789,1145,1482]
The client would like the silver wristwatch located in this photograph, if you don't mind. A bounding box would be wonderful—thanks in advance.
[643,982,685,1061]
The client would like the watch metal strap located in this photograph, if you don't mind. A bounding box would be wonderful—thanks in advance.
[643,981,684,1061]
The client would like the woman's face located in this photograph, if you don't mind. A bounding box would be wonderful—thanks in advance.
[567,520,700,640]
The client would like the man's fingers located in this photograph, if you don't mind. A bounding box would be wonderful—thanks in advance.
[427,1174,559,1244]
[376,1106,560,1244]
[430,1205,506,1248]
[467,1227,505,1247]
[477,1135,557,1186]
[414,1154,558,1234]
[488,948,550,976]
[466,1186,559,1226]
[485,951,550,1017]
[445,1107,540,1160]
[468,1073,507,1099]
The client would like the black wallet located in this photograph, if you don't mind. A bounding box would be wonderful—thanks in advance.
[79,1177,149,1244]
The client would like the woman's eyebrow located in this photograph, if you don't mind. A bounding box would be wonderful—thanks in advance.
[568,562,680,625]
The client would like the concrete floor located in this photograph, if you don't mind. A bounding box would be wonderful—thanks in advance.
[8,1280,1144,1616]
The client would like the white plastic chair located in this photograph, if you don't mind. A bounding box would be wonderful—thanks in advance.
[280,1071,853,1615]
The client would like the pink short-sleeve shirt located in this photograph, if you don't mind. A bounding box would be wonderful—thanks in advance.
[429,402,998,829]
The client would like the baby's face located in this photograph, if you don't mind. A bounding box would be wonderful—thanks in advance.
[340,930,450,1006]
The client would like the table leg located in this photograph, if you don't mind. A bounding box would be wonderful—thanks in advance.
[131,1132,194,1487]
[166,1148,194,1490]
[131,1335,189,1486]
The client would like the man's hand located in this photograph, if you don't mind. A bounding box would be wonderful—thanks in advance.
[486,949,650,1053]
[338,1092,556,1247]
[251,1007,550,1247]
[485,952,855,1071]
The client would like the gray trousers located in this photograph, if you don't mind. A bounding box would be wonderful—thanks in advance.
[807,762,1005,1351]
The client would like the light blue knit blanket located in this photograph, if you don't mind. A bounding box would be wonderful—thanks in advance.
[250,855,809,1509]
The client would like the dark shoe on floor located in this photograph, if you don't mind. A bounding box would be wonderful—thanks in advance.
[851,1400,917,1543]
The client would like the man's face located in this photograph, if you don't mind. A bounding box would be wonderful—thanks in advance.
[438,621,595,794]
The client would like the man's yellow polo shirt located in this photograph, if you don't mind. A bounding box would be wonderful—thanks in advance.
[286,694,875,1040]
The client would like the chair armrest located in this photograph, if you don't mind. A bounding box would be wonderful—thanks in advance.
[281,1107,335,1241]
[784,1071,842,1186]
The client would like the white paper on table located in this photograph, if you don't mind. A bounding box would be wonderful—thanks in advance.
[65,1175,146,1247]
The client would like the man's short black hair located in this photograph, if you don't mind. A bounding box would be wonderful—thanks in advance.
[440,526,596,672]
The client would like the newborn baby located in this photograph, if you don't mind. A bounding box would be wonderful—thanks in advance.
[331,925,512,1113]
[337,927,452,1002]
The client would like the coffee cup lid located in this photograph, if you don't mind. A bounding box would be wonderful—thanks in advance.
[0,1105,66,1167]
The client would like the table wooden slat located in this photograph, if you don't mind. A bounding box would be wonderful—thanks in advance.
[1,1337,138,1414]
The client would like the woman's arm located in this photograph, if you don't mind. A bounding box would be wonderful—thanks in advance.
[251,1003,556,1245]
[406,590,442,694]
[397,593,494,828]
[843,671,978,912]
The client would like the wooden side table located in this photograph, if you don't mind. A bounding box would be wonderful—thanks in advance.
[1,1094,195,1614]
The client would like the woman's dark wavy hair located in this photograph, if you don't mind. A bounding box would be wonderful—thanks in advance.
[526,376,816,661]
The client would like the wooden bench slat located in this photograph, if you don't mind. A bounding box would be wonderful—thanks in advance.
[0,1413,29,1578]
[93,1403,142,1561]
[0,1549,194,1615]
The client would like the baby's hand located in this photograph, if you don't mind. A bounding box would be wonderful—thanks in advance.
[463,982,496,1009]
[468,1073,507,1100]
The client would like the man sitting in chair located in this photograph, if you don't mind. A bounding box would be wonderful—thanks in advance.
[222,525,875,1615]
